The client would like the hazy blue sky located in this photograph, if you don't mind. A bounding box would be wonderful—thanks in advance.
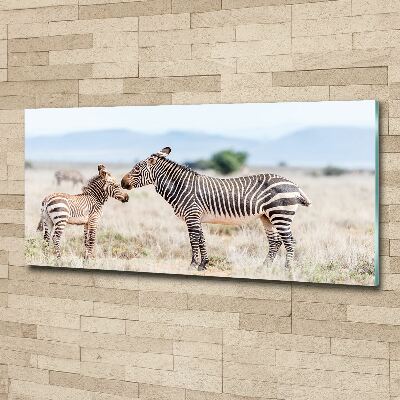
[26,100,376,139]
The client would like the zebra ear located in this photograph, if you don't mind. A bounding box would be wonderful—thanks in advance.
[157,147,171,157]
[98,164,105,172]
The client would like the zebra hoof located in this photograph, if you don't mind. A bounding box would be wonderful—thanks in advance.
[190,262,199,270]
[198,261,208,271]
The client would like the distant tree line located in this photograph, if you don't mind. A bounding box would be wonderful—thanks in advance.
[186,149,248,175]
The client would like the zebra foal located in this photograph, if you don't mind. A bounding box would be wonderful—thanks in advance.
[38,164,129,259]
[121,147,311,271]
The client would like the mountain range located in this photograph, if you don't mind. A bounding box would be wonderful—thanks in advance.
[25,126,375,169]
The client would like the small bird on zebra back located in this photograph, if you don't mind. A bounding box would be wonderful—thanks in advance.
[121,147,311,271]
[38,164,129,260]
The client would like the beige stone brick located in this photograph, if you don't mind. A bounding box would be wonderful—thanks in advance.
[0,124,23,138]
[193,39,291,59]
[0,349,35,368]
[8,294,93,316]
[92,62,138,78]
[125,365,222,392]
[49,17,138,36]
[277,366,388,393]
[293,301,347,321]
[8,51,49,67]
[79,78,123,95]
[50,371,139,398]
[126,320,222,344]
[224,361,276,382]
[293,33,352,54]
[8,22,49,39]
[293,48,393,71]
[81,316,126,334]
[49,47,137,65]
[330,84,389,101]
[81,347,173,370]
[0,334,80,359]
[93,31,137,48]
[188,294,291,316]
[173,341,222,360]
[222,85,329,103]
[9,34,93,53]
[139,307,239,329]
[172,0,221,13]
[139,44,191,62]
[8,365,49,385]
[277,349,388,374]
[93,301,138,320]
[80,360,125,381]
[0,110,24,123]
[79,93,171,107]
[237,54,293,73]
[124,75,220,94]
[352,0,400,16]
[222,72,272,94]
[36,92,79,108]
[0,210,23,223]
[0,25,6,40]
[293,317,400,342]
[390,65,400,84]
[297,13,400,37]
[139,383,185,400]
[37,355,80,374]
[139,290,187,309]
[354,30,400,50]
[273,67,387,87]
[0,0,77,10]
[191,5,291,28]
[347,304,400,325]
[224,344,275,365]
[93,272,139,290]
[139,13,190,31]
[0,5,77,24]
[293,0,351,20]
[332,337,389,359]
[140,59,236,77]
[239,313,291,333]
[389,118,400,135]
[9,380,92,400]
[235,21,290,41]
[0,80,78,96]
[79,0,171,20]
[139,26,235,47]
[278,383,389,400]
[172,91,221,104]
[174,355,222,376]
[223,377,276,398]
[8,64,92,81]
[0,305,80,329]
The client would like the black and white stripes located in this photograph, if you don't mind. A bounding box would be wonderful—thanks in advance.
[121,147,311,271]
[38,164,129,259]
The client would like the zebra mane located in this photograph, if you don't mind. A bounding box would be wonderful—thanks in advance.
[158,156,199,176]
[81,175,103,193]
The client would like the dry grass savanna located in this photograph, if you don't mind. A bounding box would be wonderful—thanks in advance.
[25,163,375,285]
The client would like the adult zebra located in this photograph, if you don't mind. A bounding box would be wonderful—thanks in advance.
[38,164,129,259]
[121,147,311,271]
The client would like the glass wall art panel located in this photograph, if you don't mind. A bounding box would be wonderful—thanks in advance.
[25,100,379,286]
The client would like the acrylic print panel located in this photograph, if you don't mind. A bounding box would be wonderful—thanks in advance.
[25,100,379,286]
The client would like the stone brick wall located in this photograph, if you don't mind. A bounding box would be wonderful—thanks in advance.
[0,0,398,398]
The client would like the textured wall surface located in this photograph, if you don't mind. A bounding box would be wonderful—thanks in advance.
[0,0,398,399]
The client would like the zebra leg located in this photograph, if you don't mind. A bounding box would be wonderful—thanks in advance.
[43,220,51,244]
[51,222,66,259]
[84,223,89,249]
[186,220,201,269]
[275,228,296,269]
[260,215,282,266]
[198,227,209,271]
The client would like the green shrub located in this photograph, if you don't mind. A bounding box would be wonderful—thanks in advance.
[210,150,247,175]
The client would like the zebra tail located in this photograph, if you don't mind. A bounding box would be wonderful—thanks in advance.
[297,188,312,207]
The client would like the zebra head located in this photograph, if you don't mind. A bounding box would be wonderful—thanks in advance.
[98,164,129,203]
[121,147,171,190]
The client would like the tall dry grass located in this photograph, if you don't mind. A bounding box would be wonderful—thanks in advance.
[25,164,375,285]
